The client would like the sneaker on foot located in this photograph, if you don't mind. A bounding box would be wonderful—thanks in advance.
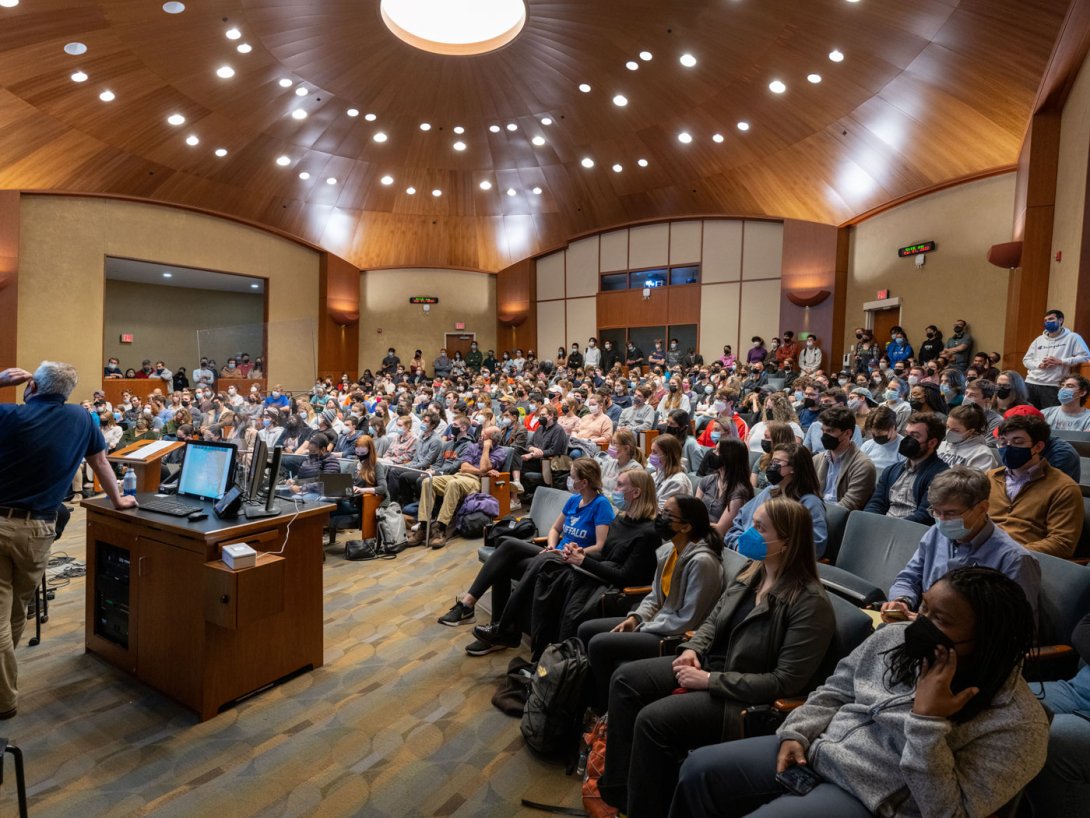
[472,622,521,648]
[509,498,522,511]
[510,480,524,493]
[438,600,475,626]
[465,639,507,657]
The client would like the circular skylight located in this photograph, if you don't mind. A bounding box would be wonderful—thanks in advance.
[380,0,526,56]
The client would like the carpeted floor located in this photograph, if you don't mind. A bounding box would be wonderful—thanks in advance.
[0,504,583,817]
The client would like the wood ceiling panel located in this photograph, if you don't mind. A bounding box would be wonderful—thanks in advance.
[0,0,1070,270]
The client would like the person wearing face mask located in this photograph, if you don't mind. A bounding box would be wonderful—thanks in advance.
[257,410,284,448]
[379,417,418,465]
[802,390,865,453]
[103,356,124,379]
[1042,374,1090,432]
[993,369,1029,413]
[518,404,569,490]
[936,404,997,471]
[881,467,1039,627]
[864,413,948,524]
[962,377,1003,438]
[674,567,1046,818]
[908,382,948,420]
[602,497,834,818]
[938,367,965,408]
[986,414,1083,558]
[331,416,361,455]
[918,324,944,364]
[881,377,912,431]
[624,340,646,371]
[696,438,754,538]
[942,318,974,371]
[648,435,692,509]
[597,339,619,372]
[664,337,683,369]
[797,334,822,375]
[578,495,726,711]
[654,377,690,428]
[446,458,617,637]
[263,385,290,410]
[595,428,647,499]
[746,336,768,366]
[618,385,656,432]
[810,406,876,511]
[646,339,666,369]
[611,378,632,410]
[329,434,389,534]
[859,405,905,473]
[1022,308,1090,409]
[570,395,614,454]
[387,412,446,506]
[583,337,602,370]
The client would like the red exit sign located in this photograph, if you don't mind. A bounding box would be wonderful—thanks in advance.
[455,322,465,330]
[876,290,889,300]
[120,333,134,344]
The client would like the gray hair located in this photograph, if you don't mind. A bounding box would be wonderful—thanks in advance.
[927,465,990,509]
[33,361,79,399]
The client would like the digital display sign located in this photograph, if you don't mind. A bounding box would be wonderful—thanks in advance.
[898,241,936,258]
[408,296,439,304]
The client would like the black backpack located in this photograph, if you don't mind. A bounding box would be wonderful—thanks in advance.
[455,511,493,539]
[520,637,590,757]
[485,515,538,550]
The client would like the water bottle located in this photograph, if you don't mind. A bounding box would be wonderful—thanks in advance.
[122,467,137,497]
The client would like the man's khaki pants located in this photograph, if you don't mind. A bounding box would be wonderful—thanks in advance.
[418,474,482,526]
[0,516,54,712]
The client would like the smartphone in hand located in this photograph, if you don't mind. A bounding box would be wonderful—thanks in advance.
[775,763,823,796]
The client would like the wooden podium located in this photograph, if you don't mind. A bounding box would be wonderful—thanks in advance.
[102,439,185,493]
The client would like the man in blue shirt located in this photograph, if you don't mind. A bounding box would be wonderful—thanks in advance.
[0,363,137,719]
[881,465,1040,622]
[263,386,290,410]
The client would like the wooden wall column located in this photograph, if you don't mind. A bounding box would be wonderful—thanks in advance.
[496,258,536,356]
[779,219,840,368]
[0,191,19,403]
[317,252,360,380]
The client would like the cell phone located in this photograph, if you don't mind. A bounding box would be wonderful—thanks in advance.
[776,763,823,796]
[883,608,910,622]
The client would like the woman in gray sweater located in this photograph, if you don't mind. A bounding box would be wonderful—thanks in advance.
[671,566,1048,818]
[577,494,727,709]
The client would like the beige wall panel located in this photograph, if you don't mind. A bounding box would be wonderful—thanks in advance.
[669,221,703,265]
[1050,51,1090,310]
[18,196,319,397]
[738,279,783,353]
[629,223,670,268]
[599,229,629,272]
[700,282,741,360]
[701,220,743,282]
[565,297,598,349]
[741,221,783,280]
[566,236,599,298]
[103,281,264,372]
[845,173,1015,360]
[359,268,495,371]
[536,249,566,301]
[537,299,566,364]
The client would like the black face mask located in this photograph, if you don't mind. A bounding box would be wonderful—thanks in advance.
[908,399,924,411]
[765,463,785,485]
[902,615,955,662]
[898,436,922,459]
[872,434,890,445]
[855,333,863,340]
[663,426,679,436]
[760,439,772,454]
[653,513,677,541]
[996,385,1012,399]
[803,397,817,409]
[820,432,841,452]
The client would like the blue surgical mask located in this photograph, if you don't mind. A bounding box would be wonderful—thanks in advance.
[936,515,972,542]
[710,431,722,443]
[1044,319,1060,333]
[610,490,627,510]
[884,389,900,403]
[940,384,953,397]
[1058,387,1078,405]
[738,526,774,560]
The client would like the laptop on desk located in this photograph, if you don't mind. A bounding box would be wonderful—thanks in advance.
[139,441,238,516]
[318,473,354,497]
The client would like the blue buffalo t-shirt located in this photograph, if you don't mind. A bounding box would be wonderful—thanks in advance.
[560,493,615,549]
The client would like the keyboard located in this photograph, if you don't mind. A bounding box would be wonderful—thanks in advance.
[140,498,204,516]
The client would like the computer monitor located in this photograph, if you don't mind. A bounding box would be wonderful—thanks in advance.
[176,440,238,501]
[245,438,269,501]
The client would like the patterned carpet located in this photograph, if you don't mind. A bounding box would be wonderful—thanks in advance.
[0,504,583,817]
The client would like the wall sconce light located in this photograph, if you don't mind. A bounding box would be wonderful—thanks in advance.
[785,289,831,308]
[327,307,359,326]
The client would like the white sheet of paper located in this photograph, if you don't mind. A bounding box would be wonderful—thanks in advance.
[120,439,177,459]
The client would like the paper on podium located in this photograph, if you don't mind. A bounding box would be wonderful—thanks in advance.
[120,439,177,459]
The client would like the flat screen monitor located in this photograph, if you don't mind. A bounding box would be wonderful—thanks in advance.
[246,438,269,500]
[177,440,238,501]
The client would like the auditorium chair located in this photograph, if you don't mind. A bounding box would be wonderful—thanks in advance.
[1024,552,1090,682]
[817,511,929,607]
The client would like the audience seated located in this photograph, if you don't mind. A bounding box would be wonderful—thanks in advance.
[748,421,796,490]
[936,403,997,470]
[618,385,656,432]
[593,428,646,498]
[649,434,692,509]
[811,406,876,511]
[858,404,904,473]
[1043,374,1090,432]
[864,412,948,525]
[696,438,754,538]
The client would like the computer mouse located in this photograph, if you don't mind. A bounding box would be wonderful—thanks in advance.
[187,511,208,522]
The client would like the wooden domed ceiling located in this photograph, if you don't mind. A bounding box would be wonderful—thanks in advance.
[0,0,1071,270]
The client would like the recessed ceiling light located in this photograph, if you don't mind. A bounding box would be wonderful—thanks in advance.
[637,158,648,167]
[236,42,252,53]
[612,94,628,107]
[291,109,307,120]
[431,189,442,197]
[373,131,387,142]
[578,83,591,93]
[807,73,822,83]
[70,71,88,83]
[625,61,638,71]
[453,140,467,151]
[225,27,241,40]
[479,180,492,190]
[506,188,516,197]
[346,108,359,117]
[250,283,260,289]
[185,135,199,146]
[769,80,786,94]
[64,42,87,55]
[326,177,337,185]
[276,155,291,166]
[380,175,394,185]
[294,86,308,96]
[712,133,725,143]
[677,131,692,143]
[167,113,185,126]
[580,157,594,168]
[531,135,546,146]
[364,113,377,121]
[278,78,293,88]
[453,125,465,134]
[215,148,228,157]
[489,124,501,133]
[679,53,697,68]
[829,49,844,62]
[405,186,416,195]
[506,123,517,131]
[532,186,542,195]
[216,65,235,79]
[611,163,622,173]
[162,272,173,278]
[736,120,750,131]
[540,117,552,126]
[639,50,652,61]
[162,1,185,13]
[99,90,115,102]
[298,171,310,179]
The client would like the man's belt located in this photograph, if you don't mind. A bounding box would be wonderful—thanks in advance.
[0,506,58,522]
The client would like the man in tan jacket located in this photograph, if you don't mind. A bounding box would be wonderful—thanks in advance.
[812,406,876,511]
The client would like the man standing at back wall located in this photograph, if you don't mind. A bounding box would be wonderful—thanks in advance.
[1023,308,1090,409]
[0,363,137,719]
